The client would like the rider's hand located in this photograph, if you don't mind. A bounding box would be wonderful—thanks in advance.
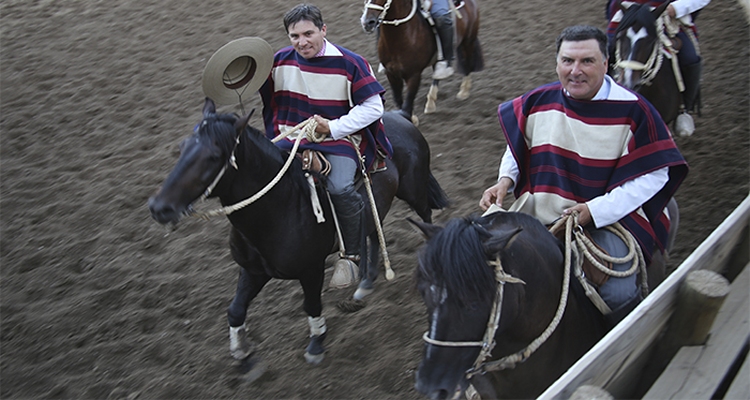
[562,203,592,227]
[479,177,513,211]
[310,115,331,143]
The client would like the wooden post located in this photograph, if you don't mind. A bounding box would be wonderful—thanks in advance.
[569,385,613,400]
[664,269,730,347]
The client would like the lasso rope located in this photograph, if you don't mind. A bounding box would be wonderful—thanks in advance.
[349,139,394,280]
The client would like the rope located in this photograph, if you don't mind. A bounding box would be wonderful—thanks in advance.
[190,118,318,219]
[349,138,394,280]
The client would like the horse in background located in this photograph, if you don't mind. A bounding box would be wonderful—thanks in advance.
[361,0,484,124]
[410,212,612,399]
[148,98,448,366]
[610,1,686,132]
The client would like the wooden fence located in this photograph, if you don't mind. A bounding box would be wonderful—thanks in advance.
[540,194,750,399]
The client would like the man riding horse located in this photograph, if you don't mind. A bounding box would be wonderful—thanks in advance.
[607,0,710,135]
[425,0,456,80]
[259,4,392,285]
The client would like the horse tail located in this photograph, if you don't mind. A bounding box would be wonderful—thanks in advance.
[427,172,449,210]
[456,37,484,75]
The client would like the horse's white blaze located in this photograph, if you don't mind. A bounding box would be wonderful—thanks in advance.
[427,284,448,357]
[622,27,650,88]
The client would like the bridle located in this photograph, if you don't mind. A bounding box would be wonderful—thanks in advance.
[363,0,418,27]
[614,13,684,91]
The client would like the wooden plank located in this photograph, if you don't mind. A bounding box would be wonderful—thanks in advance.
[724,351,750,400]
[539,195,750,400]
[643,263,750,399]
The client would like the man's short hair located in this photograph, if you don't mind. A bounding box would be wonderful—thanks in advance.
[283,3,325,32]
[555,25,608,59]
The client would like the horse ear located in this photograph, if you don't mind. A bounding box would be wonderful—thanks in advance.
[652,1,670,17]
[234,109,256,134]
[483,226,523,256]
[406,217,443,241]
[203,97,216,117]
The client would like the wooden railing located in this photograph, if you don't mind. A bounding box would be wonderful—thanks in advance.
[539,194,750,399]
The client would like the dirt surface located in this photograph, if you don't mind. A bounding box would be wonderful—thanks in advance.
[1,0,748,399]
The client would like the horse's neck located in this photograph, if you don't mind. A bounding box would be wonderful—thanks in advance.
[222,132,309,211]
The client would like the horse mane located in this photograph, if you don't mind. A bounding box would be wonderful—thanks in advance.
[616,3,658,37]
[201,112,310,195]
[416,215,497,307]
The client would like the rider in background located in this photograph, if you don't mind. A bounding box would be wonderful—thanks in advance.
[606,0,710,132]
[425,0,455,80]
[480,25,688,327]
[259,3,392,276]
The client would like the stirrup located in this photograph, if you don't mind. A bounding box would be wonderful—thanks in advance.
[675,112,695,137]
[329,255,360,289]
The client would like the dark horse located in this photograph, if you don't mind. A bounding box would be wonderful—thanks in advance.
[611,1,682,128]
[410,211,672,399]
[360,0,483,124]
[148,98,448,364]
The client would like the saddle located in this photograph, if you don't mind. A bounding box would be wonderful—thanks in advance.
[549,224,614,287]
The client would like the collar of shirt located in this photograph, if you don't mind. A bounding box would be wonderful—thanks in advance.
[314,39,328,58]
[562,74,612,101]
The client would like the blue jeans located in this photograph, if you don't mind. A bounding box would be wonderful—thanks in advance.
[587,228,641,312]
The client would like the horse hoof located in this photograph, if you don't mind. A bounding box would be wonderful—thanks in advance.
[456,91,470,101]
[411,115,420,127]
[424,104,436,114]
[304,351,325,365]
[353,286,374,300]
[304,333,326,365]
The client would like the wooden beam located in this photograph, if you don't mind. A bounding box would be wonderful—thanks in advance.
[643,263,750,399]
[539,195,750,400]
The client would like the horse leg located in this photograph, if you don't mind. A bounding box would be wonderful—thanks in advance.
[227,229,271,360]
[424,80,439,114]
[403,75,422,126]
[354,233,381,300]
[456,75,472,100]
[298,268,327,364]
[227,267,271,360]
[385,72,406,118]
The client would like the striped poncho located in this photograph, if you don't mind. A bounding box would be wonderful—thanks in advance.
[260,41,392,170]
[498,81,688,261]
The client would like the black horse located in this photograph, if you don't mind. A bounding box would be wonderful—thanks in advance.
[410,212,612,399]
[148,98,448,364]
[611,1,682,128]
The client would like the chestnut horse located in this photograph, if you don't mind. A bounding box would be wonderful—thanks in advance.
[361,0,484,123]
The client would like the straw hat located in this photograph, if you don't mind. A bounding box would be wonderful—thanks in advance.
[202,37,273,105]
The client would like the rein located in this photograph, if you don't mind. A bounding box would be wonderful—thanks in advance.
[422,213,647,384]
[364,0,418,26]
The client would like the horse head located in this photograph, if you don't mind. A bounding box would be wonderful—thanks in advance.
[360,0,390,33]
[409,215,526,400]
[148,98,252,226]
[613,1,670,90]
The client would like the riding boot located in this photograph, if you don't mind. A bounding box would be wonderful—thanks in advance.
[432,14,455,80]
[675,61,702,137]
[329,189,364,289]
